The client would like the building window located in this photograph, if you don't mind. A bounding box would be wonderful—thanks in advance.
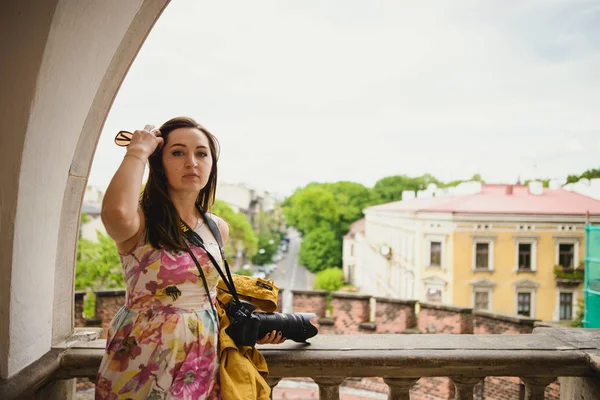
[476,243,489,269]
[518,243,532,270]
[474,291,490,310]
[559,292,573,320]
[426,288,442,303]
[350,244,354,257]
[430,241,442,267]
[558,243,575,267]
[517,292,531,317]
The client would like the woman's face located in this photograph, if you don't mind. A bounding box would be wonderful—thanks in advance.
[162,127,213,194]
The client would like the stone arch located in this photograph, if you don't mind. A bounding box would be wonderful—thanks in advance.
[0,0,169,380]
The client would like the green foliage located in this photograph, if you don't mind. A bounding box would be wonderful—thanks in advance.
[211,199,258,260]
[311,181,373,235]
[233,268,253,277]
[80,212,91,224]
[439,174,485,188]
[83,290,96,319]
[251,231,281,266]
[571,297,585,327]
[372,174,440,204]
[523,179,550,188]
[282,186,340,235]
[314,267,345,292]
[554,266,585,280]
[75,231,123,291]
[567,168,600,184]
[298,227,342,273]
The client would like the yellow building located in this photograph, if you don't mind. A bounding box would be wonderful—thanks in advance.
[346,182,600,321]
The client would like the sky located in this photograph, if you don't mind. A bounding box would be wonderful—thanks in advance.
[88,0,600,199]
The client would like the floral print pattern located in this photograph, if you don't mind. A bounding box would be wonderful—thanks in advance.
[96,231,222,400]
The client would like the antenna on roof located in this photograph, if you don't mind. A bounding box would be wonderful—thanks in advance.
[586,210,590,225]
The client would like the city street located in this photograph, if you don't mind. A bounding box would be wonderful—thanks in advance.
[269,228,315,313]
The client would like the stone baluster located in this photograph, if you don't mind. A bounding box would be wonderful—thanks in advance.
[450,376,483,400]
[383,377,419,400]
[266,377,281,400]
[313,377,345,400]
[520,377,556,400]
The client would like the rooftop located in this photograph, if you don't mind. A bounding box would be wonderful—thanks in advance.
[366,184,600,216]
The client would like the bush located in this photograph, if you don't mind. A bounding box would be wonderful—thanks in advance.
[298,227,342,273]
[233,268,253,277]
[83,290,96,319]
[314,267,345,292]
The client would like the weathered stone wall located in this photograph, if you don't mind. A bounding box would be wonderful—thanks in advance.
[94,289,126,338]
[373,297,417,334]
[417,302,473,334]
[331,292,370,334]
[474,310,537,334]
[74,291,85,328]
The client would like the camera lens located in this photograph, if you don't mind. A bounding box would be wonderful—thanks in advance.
[256,312,318,343]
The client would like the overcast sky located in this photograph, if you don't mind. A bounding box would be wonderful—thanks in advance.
[88,0,600,198]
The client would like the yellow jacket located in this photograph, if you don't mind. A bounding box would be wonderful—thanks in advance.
[216,275,279,400]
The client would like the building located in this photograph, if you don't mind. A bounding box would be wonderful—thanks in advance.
[344,182,600,322]
[216,182,278,229]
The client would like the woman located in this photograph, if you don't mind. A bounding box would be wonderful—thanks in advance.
[96,117,284,399]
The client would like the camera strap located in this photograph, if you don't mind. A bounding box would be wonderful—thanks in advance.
[180,214,241,306]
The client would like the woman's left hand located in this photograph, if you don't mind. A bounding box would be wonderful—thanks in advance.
[256,330,286,344]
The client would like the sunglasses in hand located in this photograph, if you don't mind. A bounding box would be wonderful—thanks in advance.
[114,130,133,147]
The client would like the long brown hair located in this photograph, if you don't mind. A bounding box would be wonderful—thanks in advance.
[141,116,220,250]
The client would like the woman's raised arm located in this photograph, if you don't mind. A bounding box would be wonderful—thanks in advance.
[101,126,163,248]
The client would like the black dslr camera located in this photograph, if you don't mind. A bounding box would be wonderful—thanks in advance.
[225,300,318,347]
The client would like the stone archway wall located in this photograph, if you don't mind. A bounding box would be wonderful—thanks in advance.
[0,0,169,379]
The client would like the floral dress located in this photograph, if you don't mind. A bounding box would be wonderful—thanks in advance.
[96,225,221,400]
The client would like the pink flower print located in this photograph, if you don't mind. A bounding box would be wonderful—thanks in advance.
[125,249,160,282]
[170,352,216,399]
[95,375,118,400]
[158,250,200,286]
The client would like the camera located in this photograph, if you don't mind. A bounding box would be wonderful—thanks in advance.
[226,300,318,347]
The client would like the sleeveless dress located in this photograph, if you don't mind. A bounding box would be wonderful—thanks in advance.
[96,222,222,400]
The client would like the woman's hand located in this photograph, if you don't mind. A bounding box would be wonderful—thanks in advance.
[256,330,286,345]
[127,124,164,159]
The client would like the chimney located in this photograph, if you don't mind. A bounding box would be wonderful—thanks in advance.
[528,181,544,196]
[505,185,514,195]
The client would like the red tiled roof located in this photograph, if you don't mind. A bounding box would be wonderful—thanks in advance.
[366,184,600,216]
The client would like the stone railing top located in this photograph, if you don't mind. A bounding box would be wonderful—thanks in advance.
[54,329,600,381]
[419,302,473,314]
[374,297,418,306]
[94,288,126,297]
[474,309,539,325]
[331,291,371,300]
[290,289,328,296]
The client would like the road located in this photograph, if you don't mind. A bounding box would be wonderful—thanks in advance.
[269,228,314,313]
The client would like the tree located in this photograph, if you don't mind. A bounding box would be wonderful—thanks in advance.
[251,231,280,266]
[282,186,339,235]
[211,199,258,261]
[372,174,441,204]
[314,181,373,236]
[75,231,124,291]
[298,226,342,273]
